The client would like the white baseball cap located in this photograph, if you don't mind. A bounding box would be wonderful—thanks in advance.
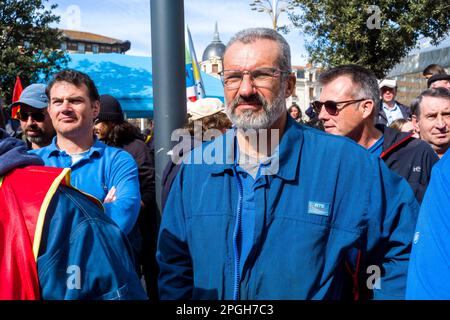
[187,98,225,121]
[379,79,397,89]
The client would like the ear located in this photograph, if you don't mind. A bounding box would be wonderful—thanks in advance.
[412,115,420,134]
[92,100,100,118]
[361,99,375,120]
[284,73,297,98]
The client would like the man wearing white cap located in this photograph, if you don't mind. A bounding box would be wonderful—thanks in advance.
[377,79,411,126]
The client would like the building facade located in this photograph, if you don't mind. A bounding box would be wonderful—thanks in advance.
[59,29,131,54]
[387,39,450,105]
[287,64,322,120]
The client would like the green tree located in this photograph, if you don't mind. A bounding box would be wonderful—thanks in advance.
[0,0,68,105]
[289,0,450,77]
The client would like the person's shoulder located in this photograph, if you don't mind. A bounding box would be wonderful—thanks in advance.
[301,125,371,157]
[405,137,438,156]
[99,141,135,161]
[434,151,450,171]
[55,184,118,227]
[29,144,52,156]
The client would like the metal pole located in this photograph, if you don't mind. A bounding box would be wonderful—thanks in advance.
[151,0,186,213]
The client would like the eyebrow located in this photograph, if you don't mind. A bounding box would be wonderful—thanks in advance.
[51,96,86,102]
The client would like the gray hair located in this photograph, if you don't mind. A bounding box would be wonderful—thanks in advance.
[318,64,381,119]
[225,28,291,74]
[411,87,450,118]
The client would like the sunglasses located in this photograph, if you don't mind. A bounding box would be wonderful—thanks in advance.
[17,111,46,122]
[311,98,367,116]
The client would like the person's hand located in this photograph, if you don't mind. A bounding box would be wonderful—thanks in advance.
[104,186,117,203]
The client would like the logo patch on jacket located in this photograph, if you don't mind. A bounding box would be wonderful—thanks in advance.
[308,201,330,216]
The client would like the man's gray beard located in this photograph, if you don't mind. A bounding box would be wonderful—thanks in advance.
[226,86,286,130]
[27,134,51,147]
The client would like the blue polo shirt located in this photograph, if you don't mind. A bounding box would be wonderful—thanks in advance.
[29,137,141,235]
[367,135,385,158]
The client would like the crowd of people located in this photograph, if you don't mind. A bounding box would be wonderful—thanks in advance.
[1,27,450,300]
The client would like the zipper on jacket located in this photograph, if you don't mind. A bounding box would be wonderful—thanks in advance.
[232,171,244,300]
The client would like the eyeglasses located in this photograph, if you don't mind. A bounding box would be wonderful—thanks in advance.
[17,111,46,122]
[219,67,288,90]
[311,98,367,116]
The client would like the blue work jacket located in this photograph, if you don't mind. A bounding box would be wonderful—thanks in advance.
[158,116,419,300]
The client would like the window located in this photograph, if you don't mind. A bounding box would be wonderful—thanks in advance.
[78,42,85,53]
[296,70,305,79]
[60,42,67,51]
[92,44,99,54]
[68,42,78,51]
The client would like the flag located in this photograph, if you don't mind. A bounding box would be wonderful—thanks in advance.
[185,26,205,102]
[11,76,23,119]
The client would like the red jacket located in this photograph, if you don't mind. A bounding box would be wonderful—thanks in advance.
[0,166,70,299]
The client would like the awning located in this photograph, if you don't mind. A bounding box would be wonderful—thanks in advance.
[66,53,224,118]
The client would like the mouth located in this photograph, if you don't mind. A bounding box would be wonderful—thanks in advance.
[235,103,262,111]
[59,117,77,123]
[25,130,42,137]
[434,133,449,139]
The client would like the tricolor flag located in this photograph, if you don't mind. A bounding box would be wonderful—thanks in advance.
[11,76,23,119]
[185,26,205,102]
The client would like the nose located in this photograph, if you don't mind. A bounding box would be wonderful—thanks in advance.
[435,115,446,129]
[26,115,36,126]
[238,74,257,97]
[317,104,329,121]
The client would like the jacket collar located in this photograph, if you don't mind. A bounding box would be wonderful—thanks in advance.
[376,124,413,158]
[208,114,303,181]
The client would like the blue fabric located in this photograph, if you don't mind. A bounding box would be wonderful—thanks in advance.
[29,137,141,235]
[157,116,420,300]
[0,129,43,176]
[367,135,384,158]
[382,102,406,126]
[235,167,257,277]
[46,53,225,118]
[406,151,450,299]
[38,185,147,300]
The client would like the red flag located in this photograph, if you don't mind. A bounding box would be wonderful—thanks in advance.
[11,76,23,119]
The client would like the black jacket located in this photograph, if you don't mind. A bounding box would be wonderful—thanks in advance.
[377,101,411,126]
[378,125,439,203]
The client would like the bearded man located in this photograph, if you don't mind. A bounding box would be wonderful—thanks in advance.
[10,84,55,150]
[157,28,419,300]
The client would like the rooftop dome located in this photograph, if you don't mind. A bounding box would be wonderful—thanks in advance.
[202,22,226,62]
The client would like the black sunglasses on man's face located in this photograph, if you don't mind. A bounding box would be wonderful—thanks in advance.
[17,111,46,122]
[311,98,367,116]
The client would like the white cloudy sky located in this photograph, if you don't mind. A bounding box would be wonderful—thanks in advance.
[49,0,308,65]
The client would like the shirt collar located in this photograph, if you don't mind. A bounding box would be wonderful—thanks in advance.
[382,101,399,112]
[47,136,104,158]
[209,113,303,181]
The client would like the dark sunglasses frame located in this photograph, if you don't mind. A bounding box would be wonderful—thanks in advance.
[312,98,367,116]
[17,111,46,122]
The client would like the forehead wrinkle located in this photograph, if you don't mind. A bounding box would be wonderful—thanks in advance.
[224,40,279,71]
